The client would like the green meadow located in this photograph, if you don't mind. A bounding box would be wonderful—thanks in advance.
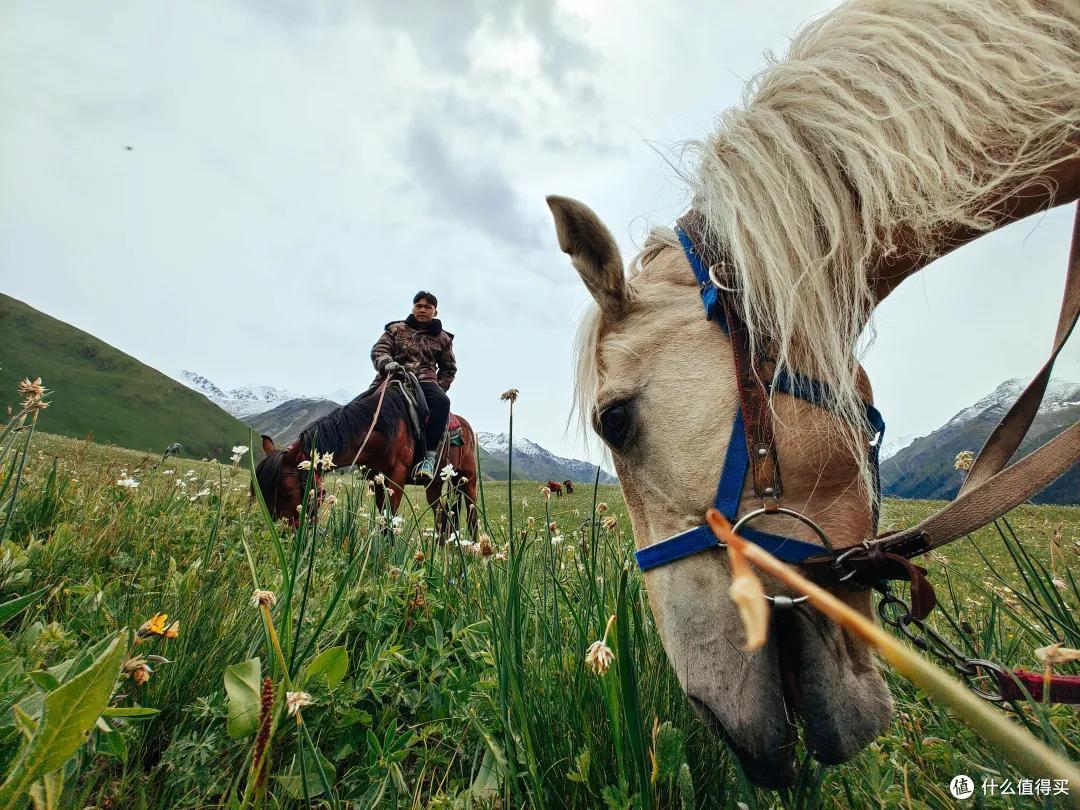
[0,418,1077,808]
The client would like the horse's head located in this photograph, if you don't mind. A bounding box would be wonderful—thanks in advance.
[253,435,308,526]
[548,196,890,788]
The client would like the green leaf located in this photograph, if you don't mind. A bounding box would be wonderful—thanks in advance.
[567,748,591,783]
[676,763,694,810]
[101,707,159,719]
[470,743,504,797]
[653,722,685,782]
[96,726,126,760]
[62,635,116,684]
[615,572,651,810]
[275,748,335,799]
[28,672,59,694]
[0,632,124,808]
[0,588,47,625]
[27,769,62,810]
[300,646,347,689]
[224,658,261,739]
[12,705,36,742]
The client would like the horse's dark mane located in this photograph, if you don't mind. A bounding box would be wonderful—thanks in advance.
[296,385,411,459]
[253,385,412,516]
[253,449,284,514]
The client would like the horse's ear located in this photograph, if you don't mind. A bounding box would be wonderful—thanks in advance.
[546,195,626,319]
[261,435,275,456]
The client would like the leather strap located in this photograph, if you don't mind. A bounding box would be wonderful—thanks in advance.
[872,202,1080,556]
[724,297,784,502]
[996,669,1080,704]
[678,210,783,503]
[960,203,1080,496]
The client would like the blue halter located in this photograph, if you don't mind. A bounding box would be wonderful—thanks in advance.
[633,228,885,573]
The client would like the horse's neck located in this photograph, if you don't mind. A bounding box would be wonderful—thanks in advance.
[872,155,1080,304]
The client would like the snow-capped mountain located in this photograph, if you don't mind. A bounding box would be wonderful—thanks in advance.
[179,370,321,418]
[882,377,1080,505]
[943,377,1080,428]
[880,432,918,461]
[477,432,617,484]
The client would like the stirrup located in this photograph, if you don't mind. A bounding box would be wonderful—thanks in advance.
[413,458,435,482]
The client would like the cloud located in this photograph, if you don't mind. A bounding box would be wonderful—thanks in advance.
[403,119,542,250]
[365,0,593,83]
[245,0,594,86]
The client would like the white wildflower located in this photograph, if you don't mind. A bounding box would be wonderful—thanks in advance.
[286,691,313,716]
[116,477,139,489]
[585,616,616,676]
[251,589,277,608]
[440,463,457,482]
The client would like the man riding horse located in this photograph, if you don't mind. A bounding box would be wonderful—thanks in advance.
[370,290,456,483]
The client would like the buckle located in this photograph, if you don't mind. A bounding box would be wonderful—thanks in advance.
[833,539,873,584]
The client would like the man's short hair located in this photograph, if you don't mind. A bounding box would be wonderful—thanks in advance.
[413,290,438,307]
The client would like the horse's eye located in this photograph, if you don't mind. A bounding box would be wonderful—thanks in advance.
[597,401,634,449]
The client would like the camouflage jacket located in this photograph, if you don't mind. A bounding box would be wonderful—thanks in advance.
[370,316,457,390]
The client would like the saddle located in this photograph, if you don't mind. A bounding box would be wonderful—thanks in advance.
[356,374,464,462]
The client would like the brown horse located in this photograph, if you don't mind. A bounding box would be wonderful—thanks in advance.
[545,481,563,497]
[254,382,479,539]
[563,480,574,494]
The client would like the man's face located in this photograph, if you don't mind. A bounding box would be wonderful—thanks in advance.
[412,298,436,322]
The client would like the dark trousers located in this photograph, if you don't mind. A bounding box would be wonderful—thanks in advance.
[420,382,451,451]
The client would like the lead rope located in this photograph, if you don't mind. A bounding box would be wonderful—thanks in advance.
[875,584,1080,706]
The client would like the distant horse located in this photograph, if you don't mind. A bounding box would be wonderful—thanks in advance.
[545,481,563,497]
[254,381,479,540]
[549,0,1079,788]
[563,480,574,494]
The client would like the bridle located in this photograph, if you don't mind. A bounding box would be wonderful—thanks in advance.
[634,209,893,599]
[632,205,1080,703]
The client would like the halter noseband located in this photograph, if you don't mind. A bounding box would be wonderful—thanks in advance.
[632,213,885,595]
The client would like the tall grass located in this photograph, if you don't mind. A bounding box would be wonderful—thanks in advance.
[0,418,1076,807]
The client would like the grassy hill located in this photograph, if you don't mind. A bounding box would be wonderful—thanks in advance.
[0,293,250,460]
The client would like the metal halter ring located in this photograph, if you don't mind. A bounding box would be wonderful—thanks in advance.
[727,507,836,605]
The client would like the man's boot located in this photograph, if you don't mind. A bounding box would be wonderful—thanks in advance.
[413,450,437,483]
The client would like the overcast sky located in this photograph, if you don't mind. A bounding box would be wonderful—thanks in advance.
[2,0,1077,465]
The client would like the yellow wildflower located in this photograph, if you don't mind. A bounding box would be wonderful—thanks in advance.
[138,612,168,637]
[954,451,975,471]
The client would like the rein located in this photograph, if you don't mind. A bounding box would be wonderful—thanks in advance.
[346,376,392,470]
[634,203,1080,705]
[282,377,394,508]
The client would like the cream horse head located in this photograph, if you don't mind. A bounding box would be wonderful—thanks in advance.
[549,0,1080,789]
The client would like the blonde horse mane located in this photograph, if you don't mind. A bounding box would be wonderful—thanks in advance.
[577,0,1080,499]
